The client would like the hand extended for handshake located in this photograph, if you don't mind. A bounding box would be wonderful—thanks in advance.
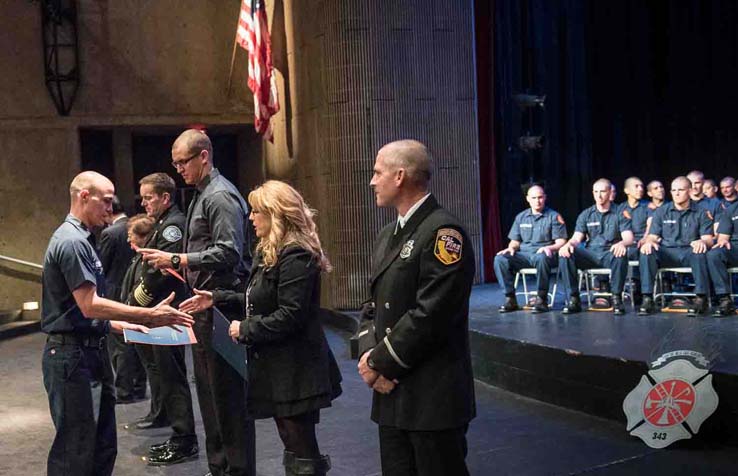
[358,351,399,395]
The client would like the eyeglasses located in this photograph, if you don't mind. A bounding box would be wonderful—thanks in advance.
[171,151,201,170]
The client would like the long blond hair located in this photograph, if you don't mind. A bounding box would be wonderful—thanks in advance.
[248,180,331,272]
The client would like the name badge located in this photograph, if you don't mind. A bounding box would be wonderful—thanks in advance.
[586,222,601,227]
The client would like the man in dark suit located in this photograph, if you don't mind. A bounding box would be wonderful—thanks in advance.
[98,195,147,403]
[357,140,476,476]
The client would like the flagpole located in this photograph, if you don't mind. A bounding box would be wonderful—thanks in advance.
[227,1,243,95]
[227,37,239,95]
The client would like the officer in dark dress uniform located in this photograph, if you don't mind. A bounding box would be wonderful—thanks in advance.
[558,178,634,315]
[41,171,192,476]
[494,185,567,313]
[126,173,199,465]
[638,176,714,316]
[140,130,256,476]
[357,140,476,476]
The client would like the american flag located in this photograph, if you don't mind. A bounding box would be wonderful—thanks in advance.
[236,0,279,142]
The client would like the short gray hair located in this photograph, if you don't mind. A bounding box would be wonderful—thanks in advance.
[379,139,433,187]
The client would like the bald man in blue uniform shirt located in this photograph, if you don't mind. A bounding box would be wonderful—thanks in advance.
[494,185,567,313]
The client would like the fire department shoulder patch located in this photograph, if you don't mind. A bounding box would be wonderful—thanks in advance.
[623,210,632,219]
[556,214,565,225]
[622,351,718,449]
[434,228,463,265]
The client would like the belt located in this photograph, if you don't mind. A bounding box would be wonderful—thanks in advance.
[47,333,106,349]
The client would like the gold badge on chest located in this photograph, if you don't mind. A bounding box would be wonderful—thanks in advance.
[400,240,415,259]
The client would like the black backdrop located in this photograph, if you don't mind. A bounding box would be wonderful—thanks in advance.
[477,0,738,279]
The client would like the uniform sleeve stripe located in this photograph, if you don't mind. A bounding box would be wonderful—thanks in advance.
[358,329,369,337]
[383,336,411,369]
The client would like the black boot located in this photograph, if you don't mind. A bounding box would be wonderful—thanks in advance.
[531,294,549,313]
[284,451,331,476]
[562,295,582,314]
[613,295,625,315]
[498,295,519,313]
[714,296,736,317]
[687,295,708,316]
[638,295,656,316]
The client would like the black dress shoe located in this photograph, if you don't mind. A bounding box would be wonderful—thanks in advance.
[135,419,170,430]
[687,296,708,316]
[562,296,581,314]
[613,296,626,315]
[531,296,549,314]
[149,440,172,455]
[638,296,656,316]
[498,296,519,313]
[713,296,736,317]
[146,443,199,466]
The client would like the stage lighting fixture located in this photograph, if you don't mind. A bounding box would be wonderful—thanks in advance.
[518,135,545,152]
[513,94,546,110]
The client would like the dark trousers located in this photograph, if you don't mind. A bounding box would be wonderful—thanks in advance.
[107,332,146,400]
[136,343,197,445]
[378,424,469,476]
[135,344,167,424]
[559,247,628,295]
[193,309,256,476]
[639,246,709,294]
[493,250,557,296]
[275,410,321,458]
[43,341,117,476]
[707,246,738,295]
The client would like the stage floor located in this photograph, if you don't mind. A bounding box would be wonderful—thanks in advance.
[469,284,738,375]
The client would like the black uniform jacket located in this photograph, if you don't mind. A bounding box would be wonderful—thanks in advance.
[213,246,342,405]
[358,195,476,431]
[125,206,188,308]
[99,216,134,303]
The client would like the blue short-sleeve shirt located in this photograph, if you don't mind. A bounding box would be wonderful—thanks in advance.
[41,215,109,335]
[574,205,632,250]
[716,201,738,243]
[649,202,713,248]
[617,200,651,242]
[508,207,567,253]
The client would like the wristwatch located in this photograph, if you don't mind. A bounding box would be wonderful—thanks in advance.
[170,254,181,270]
[367,355,376,370]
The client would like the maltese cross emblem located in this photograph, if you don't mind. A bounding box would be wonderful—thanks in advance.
[623,354,718,448]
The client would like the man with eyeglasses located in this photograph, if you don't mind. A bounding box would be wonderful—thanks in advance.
[140,130,256,476]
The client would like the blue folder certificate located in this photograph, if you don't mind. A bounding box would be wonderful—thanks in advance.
[123,325,197,346]
[212,307,248,380]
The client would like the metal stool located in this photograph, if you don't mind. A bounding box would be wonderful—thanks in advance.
[654,267,696,308]
[513,268,558,308]
[625,260,640,311]
[727,267,738,300]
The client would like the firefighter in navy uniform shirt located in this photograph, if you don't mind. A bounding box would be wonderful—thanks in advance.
[357,140,476,476]
[707,199,738,316]
[494,185,567,313]
[41,171,192,476]
[558,178,634,315]
[638,176,714,316]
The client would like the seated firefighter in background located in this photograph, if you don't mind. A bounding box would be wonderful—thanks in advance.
[638,176,714,316]
[558,178,634,315]
[494,185,567,313]
[706,198,738,316]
